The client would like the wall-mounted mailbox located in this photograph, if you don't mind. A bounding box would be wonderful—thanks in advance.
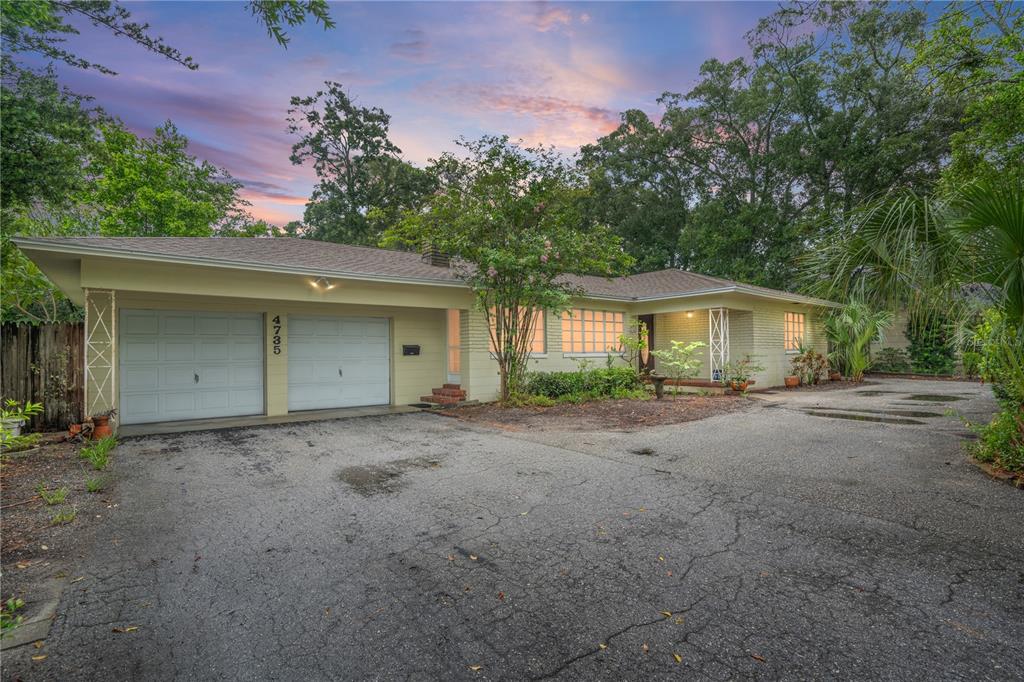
[402,344,421,356]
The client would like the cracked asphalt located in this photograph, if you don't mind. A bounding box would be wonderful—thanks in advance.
[10,379,1023,681]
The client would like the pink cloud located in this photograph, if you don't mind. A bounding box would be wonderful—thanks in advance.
[529,3,572,32]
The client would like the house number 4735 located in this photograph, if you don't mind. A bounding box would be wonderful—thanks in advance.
[272,315,283,355]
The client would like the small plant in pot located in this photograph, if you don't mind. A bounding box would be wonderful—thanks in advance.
[1,399,43,446]
[90,408,117,440]
[721,355,765,393]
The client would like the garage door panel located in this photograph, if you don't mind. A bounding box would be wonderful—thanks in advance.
[162,314,196,335]
[197,316,229,335]
[288,315,390,411]
[120,310,264,425]
[122,338,159,363]
[232,339,262,361]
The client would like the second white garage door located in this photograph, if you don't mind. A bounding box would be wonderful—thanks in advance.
[287,316,390,411]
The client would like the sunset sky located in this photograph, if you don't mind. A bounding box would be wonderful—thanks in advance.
[46,2,807,225]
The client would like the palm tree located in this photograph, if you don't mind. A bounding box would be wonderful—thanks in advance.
[824,302,893,382]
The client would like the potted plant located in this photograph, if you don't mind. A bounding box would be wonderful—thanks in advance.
[1,399,43,439]
[722,355,765,393]
[91,408,117,440]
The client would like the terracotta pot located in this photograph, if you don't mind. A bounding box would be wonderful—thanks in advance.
[91,415,113,440]
[784,375,799,389]
[729,380,749,392]
[829,371,842,382]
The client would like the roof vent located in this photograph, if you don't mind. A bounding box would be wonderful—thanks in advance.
[421,245,450,268]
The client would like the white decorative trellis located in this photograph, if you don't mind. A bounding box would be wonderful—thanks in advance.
[708,307,729,381]
[84,288,116,416]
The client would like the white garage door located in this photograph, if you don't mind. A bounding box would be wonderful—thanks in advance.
[119,310,264,425]
[288,316,390,411]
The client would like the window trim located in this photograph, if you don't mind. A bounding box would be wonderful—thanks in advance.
[784,311,805,353]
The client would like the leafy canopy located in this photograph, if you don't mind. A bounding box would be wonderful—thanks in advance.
[382,136,633,400]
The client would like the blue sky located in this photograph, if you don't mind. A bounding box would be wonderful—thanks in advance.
[39,2,882,224]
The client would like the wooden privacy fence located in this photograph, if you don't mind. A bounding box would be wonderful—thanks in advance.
[1,323,84,430]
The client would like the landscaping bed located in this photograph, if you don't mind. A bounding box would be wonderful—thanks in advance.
[775,380,878,393]
[447,394,750,431]
[1,435,116,648]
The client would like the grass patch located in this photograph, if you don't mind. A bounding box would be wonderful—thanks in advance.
[50,507,77,526]
[36,484,69,505]
[80,436,117,471]
[85,476,106,493]
[1,597,25,638]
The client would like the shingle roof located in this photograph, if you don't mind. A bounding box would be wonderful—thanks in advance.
[14,236,833,305]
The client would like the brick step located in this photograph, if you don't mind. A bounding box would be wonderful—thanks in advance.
[420,394,463,405]
[443,383,462,390]
[432,387,466,398]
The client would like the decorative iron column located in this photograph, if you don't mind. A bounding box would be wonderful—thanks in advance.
[84,288,116,418]
[708,308,729,381]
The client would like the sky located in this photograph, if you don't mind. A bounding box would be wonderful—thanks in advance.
[43,1,807,225]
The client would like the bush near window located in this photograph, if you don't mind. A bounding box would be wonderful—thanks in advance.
[524,367,642,402]
[906,319,956,375]
[872,347,911,373]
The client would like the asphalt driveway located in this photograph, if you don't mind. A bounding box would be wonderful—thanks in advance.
[14,379,1024,680]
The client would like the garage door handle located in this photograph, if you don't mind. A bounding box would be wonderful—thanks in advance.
[338,368,343,378]
[194,372,199,384]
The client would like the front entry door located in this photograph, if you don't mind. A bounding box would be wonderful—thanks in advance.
[638,314,655,374]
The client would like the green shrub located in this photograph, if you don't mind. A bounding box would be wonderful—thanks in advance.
[873,347,911,373]
[960,351,982,378]
[906,319,956,375]
[525,367,641,400]
[80,436,117,471]
[970,408,1024,473]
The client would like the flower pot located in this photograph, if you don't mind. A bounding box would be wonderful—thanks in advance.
[829,371,842,382]
[784,375,799,389]
[1,418,25,437]
[729,380,749,392]
[91,415,113,440]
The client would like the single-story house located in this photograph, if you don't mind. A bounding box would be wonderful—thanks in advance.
[14,237,835,427]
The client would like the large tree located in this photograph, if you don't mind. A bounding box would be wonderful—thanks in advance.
[382,136,633,401]
[288,82,434,245]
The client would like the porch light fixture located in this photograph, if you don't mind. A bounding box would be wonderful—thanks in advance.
[311,276,336,290]
[686,311,694,318]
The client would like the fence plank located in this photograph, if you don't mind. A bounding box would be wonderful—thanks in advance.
[1,323,84,430]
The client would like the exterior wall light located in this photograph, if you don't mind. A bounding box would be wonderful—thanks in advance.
[312,276,336,290]
[686,311,694,318]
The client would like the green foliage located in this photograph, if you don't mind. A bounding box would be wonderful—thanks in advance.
[906,319,957,375]
[912,1,1023,186]
[789,348,827,385]
[722,355,765,384]
[617,319,649,374]
[383,135,632,401]
[824,303,893,382]
[50,507,76,525]
[1,597,26,637]
[580,2,960,287]
[288,82,432,245]
[0,399,43,449]
[247,0,335,47]
[873,347,911,374]
[85,477,106,493]
[969,408,1024,473]
[525,367,641,400]
[80,436,117,471]
[84,121,243,237]
[37,483,68,505]
[651,340,706,397]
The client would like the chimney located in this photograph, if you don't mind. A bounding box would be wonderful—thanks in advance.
[421,245,450,268]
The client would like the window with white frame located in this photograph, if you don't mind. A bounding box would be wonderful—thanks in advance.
[489,308,546,354]
[561,309,625,354]
[784,312,805,352]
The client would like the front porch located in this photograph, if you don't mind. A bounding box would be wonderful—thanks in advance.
[639,307,752,383]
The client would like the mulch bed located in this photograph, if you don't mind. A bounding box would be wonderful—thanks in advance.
[767,380,877,393]
[445,394,750,432]
[1,435,115,614]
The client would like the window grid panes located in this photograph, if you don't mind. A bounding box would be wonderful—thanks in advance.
[489,309,546,354]
[561,309,625,353]
[784,312,805,352]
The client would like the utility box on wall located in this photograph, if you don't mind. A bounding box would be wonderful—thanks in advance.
[402,345,420,356]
